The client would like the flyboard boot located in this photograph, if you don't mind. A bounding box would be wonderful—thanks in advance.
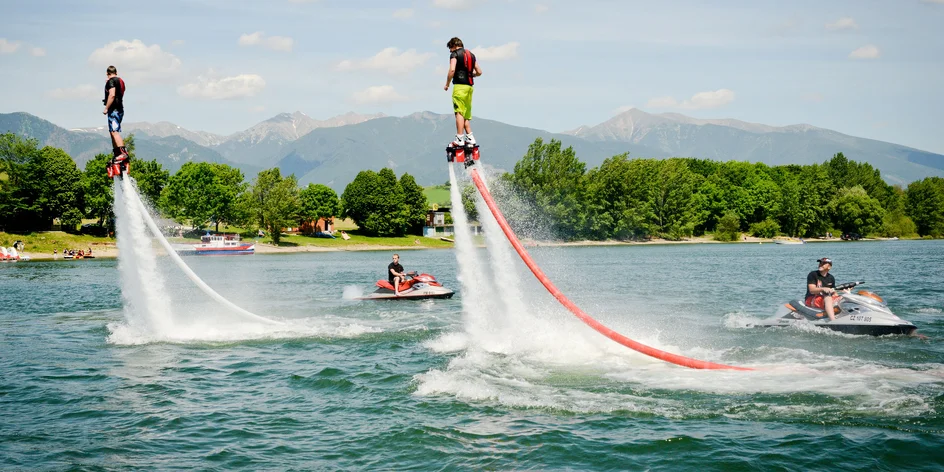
[107,148,131,179]
[446,135,480,168]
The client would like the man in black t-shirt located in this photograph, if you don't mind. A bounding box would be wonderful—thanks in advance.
[103,65,129,173]
[388,253,406,296]
[805,257,839,320]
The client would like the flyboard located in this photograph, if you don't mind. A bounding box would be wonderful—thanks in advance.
[448,141,751,371]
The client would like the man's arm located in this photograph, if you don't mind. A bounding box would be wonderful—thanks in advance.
[473,62,482,77]
[444,58,457,90]
[103,88,115,114]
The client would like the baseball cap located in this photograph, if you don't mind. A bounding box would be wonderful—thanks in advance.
[817,257,833,265]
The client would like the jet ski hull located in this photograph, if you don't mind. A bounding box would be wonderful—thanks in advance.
[359,287,455,301]
[756,289,918,336]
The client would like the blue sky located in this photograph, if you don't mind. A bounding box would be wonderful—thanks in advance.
[2,0,943,153]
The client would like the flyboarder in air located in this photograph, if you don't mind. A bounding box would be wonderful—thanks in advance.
[103,65,129,178]
[443,37,482,147]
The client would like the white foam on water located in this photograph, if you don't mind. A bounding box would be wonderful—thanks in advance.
[342,285,365,300]
[111,178,175,338]
[449,166,507,352]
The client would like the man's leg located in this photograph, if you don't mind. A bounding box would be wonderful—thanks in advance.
[824,296,836,321]
[110,131,125,149]
[394,276,401,295]
[454,113,465,137]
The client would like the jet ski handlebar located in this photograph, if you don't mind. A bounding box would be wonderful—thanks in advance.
[835,281,864,291]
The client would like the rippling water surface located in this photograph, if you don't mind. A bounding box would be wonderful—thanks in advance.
[2,240,943,470]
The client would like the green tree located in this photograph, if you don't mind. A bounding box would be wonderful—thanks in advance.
[715,211,740,242]
[248,168,300,245]
[81,153,114,225]
[584,155,656,240]
[340,168,408,236]
[460,184,478,222]
[130,159,170,206]
[510,138,588,239]
[749,219,780,238]
[828,186,885,235]
[651,159,705,240]
[161,162,246,231]
[22,146,84,231]
[298,183,340,232]
[0,134,42,231]
[905,177,944,237]
[400,173,428,235]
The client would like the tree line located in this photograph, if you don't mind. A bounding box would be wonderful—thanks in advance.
[0,133,428,244]
[497,138,944,241]
[3,132,942,242]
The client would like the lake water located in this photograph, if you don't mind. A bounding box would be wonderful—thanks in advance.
[2,239,943,470]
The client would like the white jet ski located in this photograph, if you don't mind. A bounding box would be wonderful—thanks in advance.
[359,272,455,301]
[756,281,918,336]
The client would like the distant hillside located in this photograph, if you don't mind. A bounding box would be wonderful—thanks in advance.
[272,112,652,190]
[1,112,246,173]
[564,108,944,185]
[1,112,106,166]
[4,108,943,188]
[214,111,386,166]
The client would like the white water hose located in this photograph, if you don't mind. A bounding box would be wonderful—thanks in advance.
[124,178,282,325]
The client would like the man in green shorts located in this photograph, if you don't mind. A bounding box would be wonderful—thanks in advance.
[443,37,482,146]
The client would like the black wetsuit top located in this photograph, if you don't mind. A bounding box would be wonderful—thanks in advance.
[806,270,835,298]
[103,76,125,112]
[388,262,404,283]
[450,48,476,86]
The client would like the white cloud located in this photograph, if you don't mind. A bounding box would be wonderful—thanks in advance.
[534,4,548,13]
[46,84,99,100]
[238,31,294,52]
[614,105,636,114]
[646,88,735,110]
[171,39,186,46]
[352,85,408,104]
[0,38,22,54]
[393,8,413,18]
[177,73,266,100]
[849,44,880,59]
[88,39,182,82]
[337,47,434,75]
[826,17,858,31]
[471,42,520,61]
[921,0,944,4]
[433,0,475,9]
[30,47,46,57]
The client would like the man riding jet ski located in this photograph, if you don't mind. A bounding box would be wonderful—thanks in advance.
[755,258,917,336]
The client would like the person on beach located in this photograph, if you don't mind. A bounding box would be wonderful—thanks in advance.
[443,37,482,147]
[805,257,846,321]
[388,253,406,296]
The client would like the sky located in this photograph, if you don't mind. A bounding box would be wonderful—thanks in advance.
[2,0,943,153]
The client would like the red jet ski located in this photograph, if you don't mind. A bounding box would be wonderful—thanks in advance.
[359,272,455,300]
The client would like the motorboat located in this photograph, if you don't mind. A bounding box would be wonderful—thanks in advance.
[359,272,455,300]
[193,233,254,255]
[755,281,918,336]
[775,238,805,245]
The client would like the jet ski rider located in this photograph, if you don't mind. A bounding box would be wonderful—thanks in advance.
[388,253,407,296]
[805,257,848,321]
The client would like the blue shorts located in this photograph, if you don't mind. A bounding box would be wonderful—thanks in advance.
[107,110,123,133]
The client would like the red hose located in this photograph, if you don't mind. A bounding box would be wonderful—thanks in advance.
[469,168,752,371]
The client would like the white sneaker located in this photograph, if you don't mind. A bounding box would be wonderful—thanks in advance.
[465,133,476,145]
[451,134,465,146]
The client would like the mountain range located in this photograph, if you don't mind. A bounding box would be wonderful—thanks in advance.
[2,108,942,190]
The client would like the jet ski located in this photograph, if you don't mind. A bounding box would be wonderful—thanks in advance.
[755,281,918,336]
[359,272,455,300]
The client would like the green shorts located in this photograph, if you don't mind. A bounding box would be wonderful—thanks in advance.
[452,84,473,120]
